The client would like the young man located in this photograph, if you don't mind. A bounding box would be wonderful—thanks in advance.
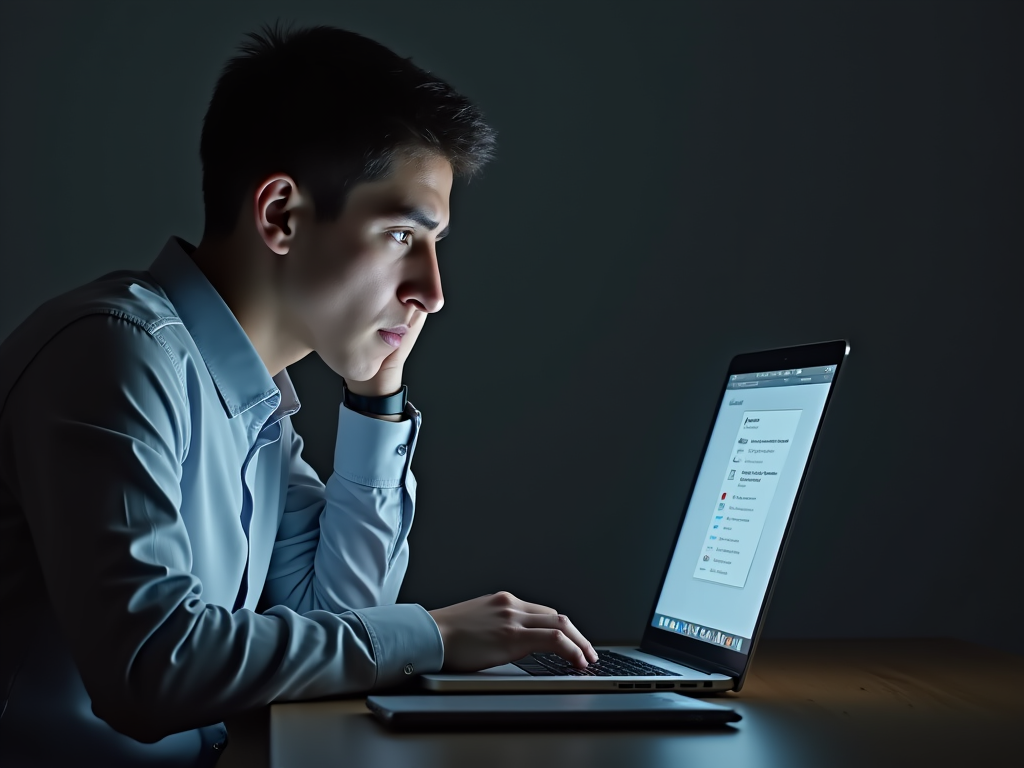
[0,24,596,766]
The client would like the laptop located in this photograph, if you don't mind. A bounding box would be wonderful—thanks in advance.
[422,339,850,694]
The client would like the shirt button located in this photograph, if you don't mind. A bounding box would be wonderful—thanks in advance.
[396,444,407,456]
[404,663,415,675]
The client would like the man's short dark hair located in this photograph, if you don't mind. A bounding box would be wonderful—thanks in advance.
[200,22,496,239]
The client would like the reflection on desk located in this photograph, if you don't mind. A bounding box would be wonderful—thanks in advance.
[226,638,1024,768]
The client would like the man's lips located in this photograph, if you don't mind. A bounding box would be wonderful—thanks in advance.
[378,326,408,348]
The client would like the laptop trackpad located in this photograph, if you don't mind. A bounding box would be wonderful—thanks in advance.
[475,663,529,677]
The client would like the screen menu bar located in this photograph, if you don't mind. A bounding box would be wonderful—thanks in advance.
[727,364,836,390]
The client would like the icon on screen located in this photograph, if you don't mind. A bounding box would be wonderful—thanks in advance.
[728,470,736,480]
[721,492,727,500]
[718,503,725,510]
[713,525,719,529]
[703,555,710,562]
[732,456,742,463]
[737,437,748,444]
[715,515,723,520]
[710,535,717,540]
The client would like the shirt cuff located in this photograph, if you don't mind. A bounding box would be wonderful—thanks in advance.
[334,402,420,488]
[351,603,445,688]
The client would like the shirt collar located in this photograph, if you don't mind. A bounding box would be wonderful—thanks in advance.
[149,236,300,420]
[269,369,301,426]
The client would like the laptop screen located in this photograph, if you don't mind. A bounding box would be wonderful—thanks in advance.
[650,364,837,655]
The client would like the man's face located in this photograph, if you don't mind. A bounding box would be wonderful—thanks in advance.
[280,153,452,381]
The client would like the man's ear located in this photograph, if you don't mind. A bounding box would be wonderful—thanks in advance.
[254,174,304,255]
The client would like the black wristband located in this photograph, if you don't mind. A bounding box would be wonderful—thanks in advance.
[342,383,408,415]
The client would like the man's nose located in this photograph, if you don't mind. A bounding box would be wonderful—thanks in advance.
[399,243,444,313]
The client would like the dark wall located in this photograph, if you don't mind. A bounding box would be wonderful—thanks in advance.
[2,1,1020,653]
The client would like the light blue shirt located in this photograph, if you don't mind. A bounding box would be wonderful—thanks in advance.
[0,237,444,766]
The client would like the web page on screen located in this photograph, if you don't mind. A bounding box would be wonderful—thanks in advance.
[651,366,835,654]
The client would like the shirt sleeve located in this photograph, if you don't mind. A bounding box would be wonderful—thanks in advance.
[261,401,421,610]
[259,396,444,665]
[5,315,441,744]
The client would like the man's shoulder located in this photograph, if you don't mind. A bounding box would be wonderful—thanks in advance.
[4,267,188,349]
[0,269,187,413]
[38,268,181,332]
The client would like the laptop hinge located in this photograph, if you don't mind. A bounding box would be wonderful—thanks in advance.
[639,638,737,678]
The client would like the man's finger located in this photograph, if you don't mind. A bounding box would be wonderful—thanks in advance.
[506,597,558,615]
[518,626,591,669]
[519,612,598,665]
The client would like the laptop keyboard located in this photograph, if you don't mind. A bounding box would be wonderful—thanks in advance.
[514,651,675,677]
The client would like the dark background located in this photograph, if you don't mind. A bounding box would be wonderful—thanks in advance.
[1,1,1020,654]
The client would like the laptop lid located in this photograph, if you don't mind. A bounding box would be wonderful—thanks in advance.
[639,340,850,690]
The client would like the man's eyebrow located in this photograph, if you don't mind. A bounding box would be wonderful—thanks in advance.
[385,207,450,239]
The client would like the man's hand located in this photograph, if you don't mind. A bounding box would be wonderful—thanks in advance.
[344,313,427,419]
[428,592,599,673]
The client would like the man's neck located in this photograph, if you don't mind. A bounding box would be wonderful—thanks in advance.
[190,236,310,377]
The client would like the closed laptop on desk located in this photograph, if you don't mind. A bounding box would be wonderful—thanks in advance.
[367,692,741,729]
[422,340,850,694]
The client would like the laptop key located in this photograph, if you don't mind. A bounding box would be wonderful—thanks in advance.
[511,657,558,676]
[527,652,677,679]
[594,651,675,676]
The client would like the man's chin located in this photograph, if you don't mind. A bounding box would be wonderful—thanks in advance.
[319,353,381,383]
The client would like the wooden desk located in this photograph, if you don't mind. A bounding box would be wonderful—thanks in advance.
[246,639,1022,768]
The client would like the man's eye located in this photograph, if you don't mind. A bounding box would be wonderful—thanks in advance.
[388,231,411,245]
